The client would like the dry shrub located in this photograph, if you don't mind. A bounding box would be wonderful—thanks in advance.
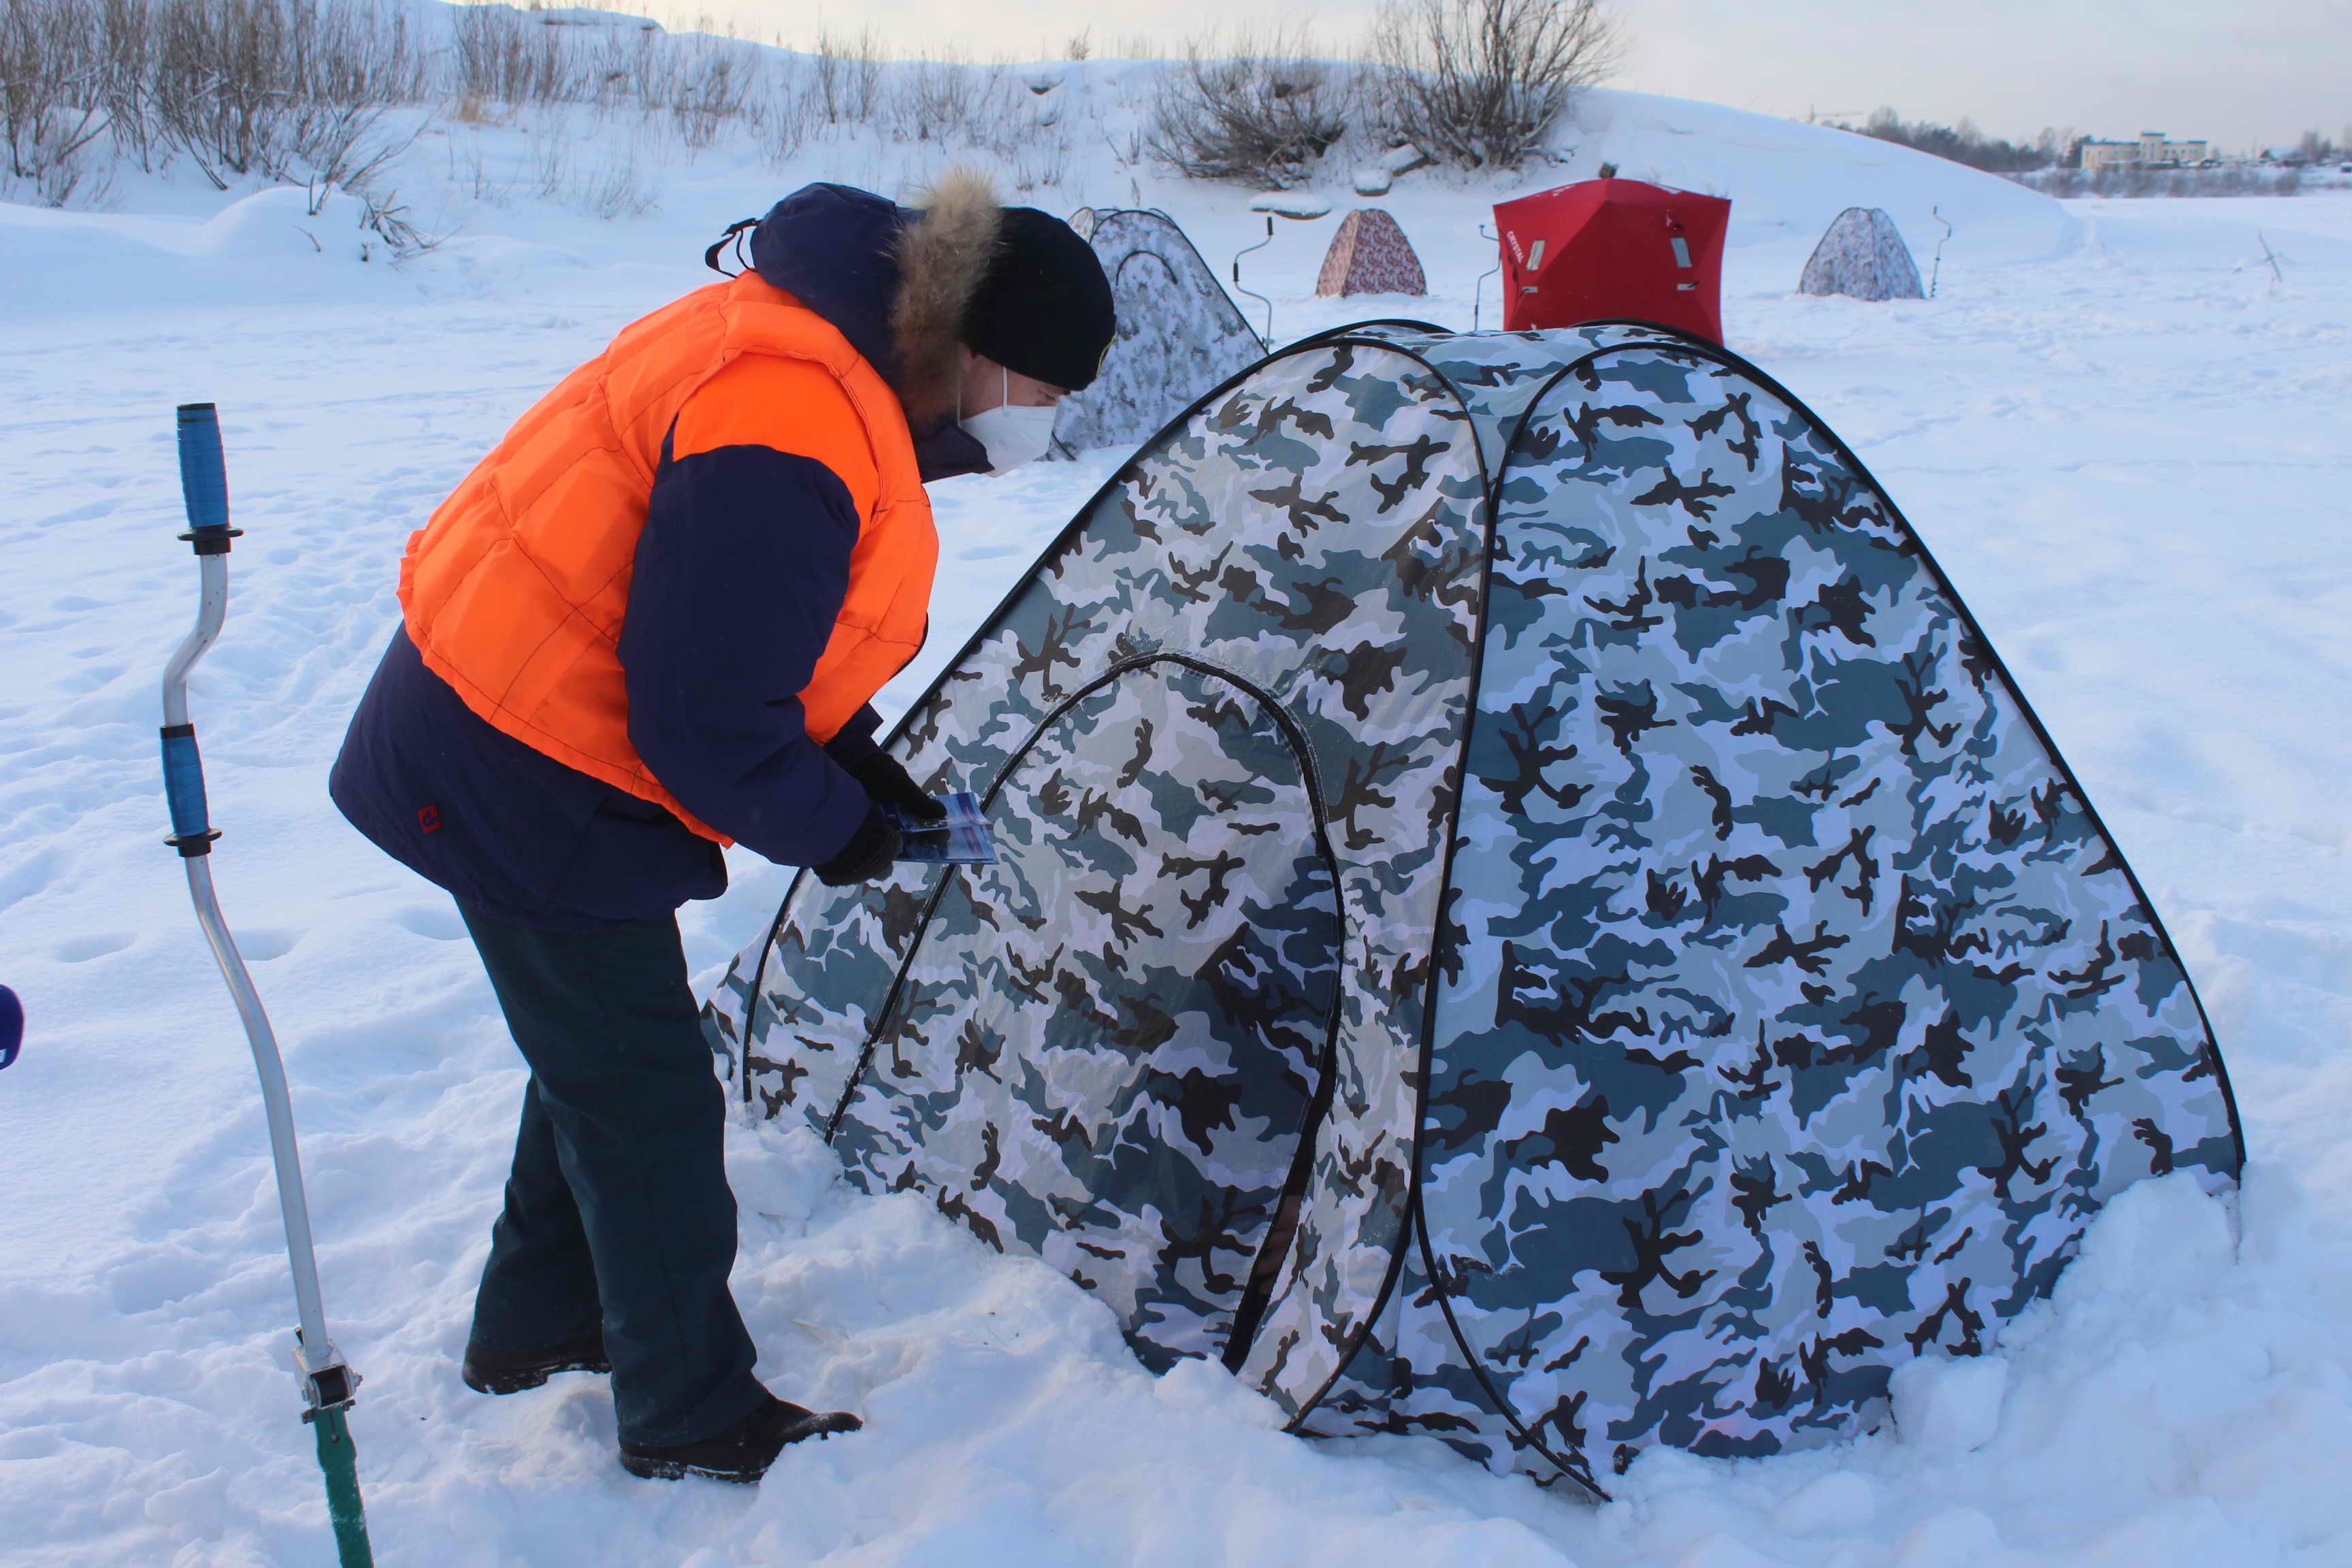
[666,42,754,148]
[1,0,109,200]
[1370,0,1616,171]
[812,27,881,126]
[453,3,574,107]
[148,0,422,188]
[3,0,422,201]
[752,67,813,167]
[889,53,1012,146]
[0,0,1084,216]
[1148,32,1349,189]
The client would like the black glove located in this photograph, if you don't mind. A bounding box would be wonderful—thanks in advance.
[813,802,902,886]
[840,750,947,823]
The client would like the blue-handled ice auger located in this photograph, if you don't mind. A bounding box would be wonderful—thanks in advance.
[160,404,375,1568]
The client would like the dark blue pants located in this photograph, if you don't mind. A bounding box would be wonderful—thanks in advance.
[458,901,766,1447]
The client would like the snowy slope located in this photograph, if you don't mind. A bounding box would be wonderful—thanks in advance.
[3,63,2074,325]
[3,43,2351,1565]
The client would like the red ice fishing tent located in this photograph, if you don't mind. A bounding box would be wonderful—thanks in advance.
[1494,178,1731,344]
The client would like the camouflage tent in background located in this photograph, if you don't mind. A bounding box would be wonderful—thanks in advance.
[1315,208,1428,297]
[1049,209,1263,457]
[1800,207,1927,301]
[704,321,2242,1498]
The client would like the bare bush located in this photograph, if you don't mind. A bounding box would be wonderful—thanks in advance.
[582,27,672,117]
[447,136,511,205]
[144,0,421,187]
[812,27,881,126]
[887,54,1021,148]
[1148,33,1349,188]
[519,114,656,218]
[891,54,973,143]
[3,0,422,199]
[1369,0,1616,171]
[453,4,574,107]
[666,42,755,148]
[2,0,109,201]
[1009,133,1071,193]
[1,0,1084,215]
[751,63,811,167]
[355,184,436,257]
[526,118,584,201]
[91,0,161,163]
[583,144,655,219]
[448,11,765,152]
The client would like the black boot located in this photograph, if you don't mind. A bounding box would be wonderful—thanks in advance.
[619,1393,862,1483]
[461,1326,610,1395]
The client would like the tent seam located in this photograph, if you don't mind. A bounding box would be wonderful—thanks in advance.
[1367,335,1624,1496]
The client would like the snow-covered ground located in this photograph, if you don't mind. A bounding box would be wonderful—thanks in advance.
[3,57,2350,1566]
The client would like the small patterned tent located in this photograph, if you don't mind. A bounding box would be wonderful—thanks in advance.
[1316,208,1427,297]
[706,322,2241,1498]
[1049,208,1263,457]
[1801,208,1926,301]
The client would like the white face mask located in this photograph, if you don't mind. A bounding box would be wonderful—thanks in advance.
[959,366,1059,476]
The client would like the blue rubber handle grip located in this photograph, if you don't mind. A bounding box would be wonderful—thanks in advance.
[176,403,230,534]
[162,730,211,840]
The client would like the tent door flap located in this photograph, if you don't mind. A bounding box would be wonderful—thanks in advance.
[838,655,1345,1375]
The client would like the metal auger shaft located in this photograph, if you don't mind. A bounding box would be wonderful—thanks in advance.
[161,402,374,1568]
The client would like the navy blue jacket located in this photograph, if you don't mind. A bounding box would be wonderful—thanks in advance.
[331,185,985,930]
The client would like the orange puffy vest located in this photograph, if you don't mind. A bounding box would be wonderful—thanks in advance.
[398,272,938,845]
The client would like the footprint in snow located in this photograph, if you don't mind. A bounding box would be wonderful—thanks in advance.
[235,928,299,962]
[395,906,467,942]
[55,932,134,963]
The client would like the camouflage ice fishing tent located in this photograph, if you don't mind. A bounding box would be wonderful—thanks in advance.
[1049,209,1264,457]
[1316,208,1428,297]
[705,321,2241,1497]
[1800,208,1927,301]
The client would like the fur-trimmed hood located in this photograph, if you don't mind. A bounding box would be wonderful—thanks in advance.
[745,173,1004,428]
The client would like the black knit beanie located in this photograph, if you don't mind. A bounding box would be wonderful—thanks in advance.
[962,207,1115,393]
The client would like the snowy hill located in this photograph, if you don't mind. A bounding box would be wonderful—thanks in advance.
[5,20,2351,1565]
[1,37,2074,331]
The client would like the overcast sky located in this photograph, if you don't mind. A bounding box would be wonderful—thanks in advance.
[674,0,2349,151]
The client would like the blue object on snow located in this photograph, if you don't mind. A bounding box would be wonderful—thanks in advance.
[0,984,21,1070]
[176,403,231,536]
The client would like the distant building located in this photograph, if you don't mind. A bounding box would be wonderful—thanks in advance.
[2079,132,2212,171]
